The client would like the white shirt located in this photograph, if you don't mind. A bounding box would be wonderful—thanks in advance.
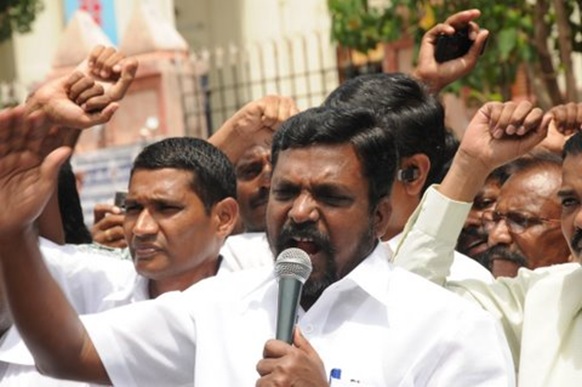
[0,238,137,386]
[394,185,582,387]
[387,233,494,283]
[221,232,494,284]
[220,232,274,271]
[0,237,261,386]
[83,243,515,387]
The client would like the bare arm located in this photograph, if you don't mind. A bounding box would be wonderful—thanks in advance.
[208,95,299,164]
[394,101,550,283]
[0,106,109,383]
[439,101,550,202]
[25,45,138,130]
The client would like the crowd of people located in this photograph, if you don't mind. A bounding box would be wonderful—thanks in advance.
[0,7,581,387]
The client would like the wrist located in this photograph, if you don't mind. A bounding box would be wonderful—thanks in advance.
[438,151,490,202]
[410,68,443,95]
[0,225,38,252]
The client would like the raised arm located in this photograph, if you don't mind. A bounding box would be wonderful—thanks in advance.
[25,45,138,130]
[534,102,582,154]
[394,101,550,282]
[208,95,299,164]
[0,106,109,383]
[412,9,489,94]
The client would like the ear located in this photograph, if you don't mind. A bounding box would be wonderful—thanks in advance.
[373,196,392,239]
[212,197,240,238]
[399,154,430,197]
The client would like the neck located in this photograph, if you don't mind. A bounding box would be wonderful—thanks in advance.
[147,256,221,298]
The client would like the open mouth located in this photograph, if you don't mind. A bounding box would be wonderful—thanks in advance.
[289,237,322,256]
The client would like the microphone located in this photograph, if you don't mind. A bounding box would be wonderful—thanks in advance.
[274,248,312,344]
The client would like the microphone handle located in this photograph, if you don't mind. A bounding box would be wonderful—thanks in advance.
[276,276,303,344]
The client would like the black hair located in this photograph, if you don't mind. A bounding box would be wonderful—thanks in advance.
[271,107,398,209]
[563,131,582,159]
[323,72,446,193]
[58,160,93,244]
[131,137,236,213]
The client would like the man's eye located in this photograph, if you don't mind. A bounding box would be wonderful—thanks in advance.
[507,213,529,228]
[158,204,180,212]
[561,197,579,210]
[125,204,140,212]
[272,189,295,201]
[236,164,262,180]
[319,194,350,206]
[474,198,495,211]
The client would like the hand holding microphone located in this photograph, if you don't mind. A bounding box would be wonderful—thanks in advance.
[256,250,328,385]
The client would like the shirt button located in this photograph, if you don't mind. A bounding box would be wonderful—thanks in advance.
[303,324,314,334]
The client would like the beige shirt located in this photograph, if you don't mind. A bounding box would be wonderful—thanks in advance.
[394,185,582,387]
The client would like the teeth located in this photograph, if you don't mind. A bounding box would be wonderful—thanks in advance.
[294,237,313,242]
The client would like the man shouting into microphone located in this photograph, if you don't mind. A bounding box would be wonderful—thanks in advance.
[0,101,515,385]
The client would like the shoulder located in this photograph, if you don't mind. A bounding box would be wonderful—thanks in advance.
[388,266,494,322]
[185,265,275,304]
[220,232,274,271]
[450,251,494,283]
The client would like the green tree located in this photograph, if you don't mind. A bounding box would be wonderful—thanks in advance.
[327,0,581,109]
[0,0,44,43]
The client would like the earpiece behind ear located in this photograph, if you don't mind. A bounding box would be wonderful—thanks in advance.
[396,167,420,183]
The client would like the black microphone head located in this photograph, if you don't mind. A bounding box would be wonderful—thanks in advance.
[274,248,312,284]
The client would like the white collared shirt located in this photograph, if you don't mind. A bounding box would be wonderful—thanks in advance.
[83,243,515,386]
[0,238,137,387]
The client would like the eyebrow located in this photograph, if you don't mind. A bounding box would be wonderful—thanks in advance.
[557,189,575,198]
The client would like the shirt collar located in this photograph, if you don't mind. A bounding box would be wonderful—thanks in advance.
[325,241,394,307]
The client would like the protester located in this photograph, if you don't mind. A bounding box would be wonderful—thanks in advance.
[480,152,570,277]
[91,94,298,249]
[0,46,241,386]
[394,101,582,386]
[209,94,298,235]
[456,164,512,259]
[0,105,514,386]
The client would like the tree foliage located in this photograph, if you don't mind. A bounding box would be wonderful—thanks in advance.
[327,0,581,108]
[0,0,44,43]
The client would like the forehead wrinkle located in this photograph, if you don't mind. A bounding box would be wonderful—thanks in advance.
[498,170,562,213]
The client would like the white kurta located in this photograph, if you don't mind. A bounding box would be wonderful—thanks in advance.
[83,243,515,386]
[395,185,582,386]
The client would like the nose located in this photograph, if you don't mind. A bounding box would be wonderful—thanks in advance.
[132,209,158,237]
[288,192,319,224]
[258,162,272,188]
[572,208,582,231]
[487,218,513,247]
[465,209,483,227]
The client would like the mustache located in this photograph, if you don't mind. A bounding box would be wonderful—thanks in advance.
[460,225,488,239]
[479,245,528,270]
[570,228,582,257]
[275,222,335,258]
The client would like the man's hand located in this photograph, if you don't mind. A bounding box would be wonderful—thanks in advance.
[0,106,71,238]
[25,45,138,129]
[91,203,127,248]
[412,9,489,94]
[209,95,299,164]
[439,101,550,202]
[535,102,582,154]
[256,328,327,387]
[77,45,138,112]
